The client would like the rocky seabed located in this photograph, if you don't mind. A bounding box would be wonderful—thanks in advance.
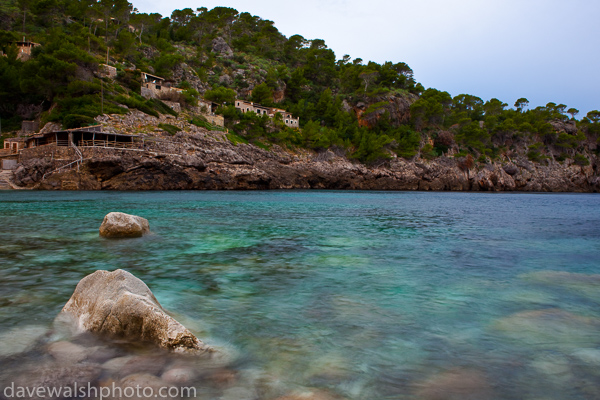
[2,269,600,400]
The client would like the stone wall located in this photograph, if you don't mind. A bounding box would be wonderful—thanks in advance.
[21,121,40,133]
[100,64,117,79]
[141,83,183,100]
[2,159,18,170]
[19,144,76,163]
[205,115,224,127]
[197,100,214,114]
[140,86,154,99]
[19,141,188,166]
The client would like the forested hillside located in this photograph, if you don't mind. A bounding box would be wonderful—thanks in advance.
[1,0,599,166]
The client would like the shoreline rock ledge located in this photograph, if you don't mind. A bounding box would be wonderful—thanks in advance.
[99,212,150,238]
[58,269,212,354]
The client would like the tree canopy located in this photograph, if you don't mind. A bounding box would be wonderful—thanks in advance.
[0,0,597,166]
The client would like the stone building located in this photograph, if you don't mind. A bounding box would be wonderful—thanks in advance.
[234,100,300,128]
[22,126,140,150]
[139,72,224,127]
[3,137,27,153]
[0,137,23,170]
[197,100,224,127]
[12,40,40,61]
[140,72,183,99]
[99,64,117,79]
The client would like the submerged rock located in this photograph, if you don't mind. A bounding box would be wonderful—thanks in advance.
[571,348,600,366]
[117,355,168,378]
[115,374,177,400]
[101,356,136,374]
[521,270,600,300]
[412,368,493,400]
[0,325,48,357]
[274,388,346,400]
[99,212,150,238]
[492,308,600,351]
[58,269,212,354]
[530,354,572,382]
[161,367,198,385]
[7,362,102,400]
[522,270,600,285]
[47,341,88,364]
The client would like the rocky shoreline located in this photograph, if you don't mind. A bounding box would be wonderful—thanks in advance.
[5,112,599,192]
[11,141,599,193]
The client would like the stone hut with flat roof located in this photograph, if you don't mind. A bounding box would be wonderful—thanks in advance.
[140,72,183,99]
[12,40,40,61]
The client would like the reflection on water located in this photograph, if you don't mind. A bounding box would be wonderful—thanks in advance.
[0,191,600,399]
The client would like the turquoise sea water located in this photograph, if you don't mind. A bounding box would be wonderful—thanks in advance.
[0,191,600,399]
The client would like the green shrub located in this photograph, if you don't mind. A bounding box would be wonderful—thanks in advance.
[528,142,544,150]
[0,115,23,133]
[526,142,546,162]
[148,99,178,116]
[226,132,248,145]
[205,87,236,104]
[158,123,181,136]
[527,150,543,162]
[66,80,101,96]
[573,154,590,166]
[63,114,96,129]
[113,95,176,118]
[51,95,126,125]
[364,101,388,115]
[116,69,142,92]
[114,95,159,117]
[254,140,271,150]
[182,89,199,106]
[393,126,421,159]
[190,116,221,131]
[421,143,437,160]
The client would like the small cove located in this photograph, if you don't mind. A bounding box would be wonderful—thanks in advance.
[0,190,599,399]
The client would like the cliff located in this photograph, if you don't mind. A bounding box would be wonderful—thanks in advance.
[9,113,599,192]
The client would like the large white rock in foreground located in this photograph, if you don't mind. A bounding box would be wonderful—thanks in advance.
[59,269,211,354]
[99,212,150,238]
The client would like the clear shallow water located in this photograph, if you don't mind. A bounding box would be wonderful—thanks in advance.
[0,191,599,399]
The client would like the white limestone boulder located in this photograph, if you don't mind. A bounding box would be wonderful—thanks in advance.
[99,212,150,238]
[58,269,212,354]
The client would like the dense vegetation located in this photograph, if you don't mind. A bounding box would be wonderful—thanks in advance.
[1,0,598,165]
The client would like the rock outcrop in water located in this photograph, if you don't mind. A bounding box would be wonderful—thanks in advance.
[59,269,211,353]
[99,212,150,238]
[9,111,599,192]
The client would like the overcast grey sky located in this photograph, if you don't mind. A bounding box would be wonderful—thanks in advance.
[134,0,600,115]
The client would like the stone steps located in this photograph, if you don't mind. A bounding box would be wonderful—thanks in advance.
[0,170,13,190]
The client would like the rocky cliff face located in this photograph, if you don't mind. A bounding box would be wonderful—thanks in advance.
[354,93,415,129]
[13,129,599,192]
